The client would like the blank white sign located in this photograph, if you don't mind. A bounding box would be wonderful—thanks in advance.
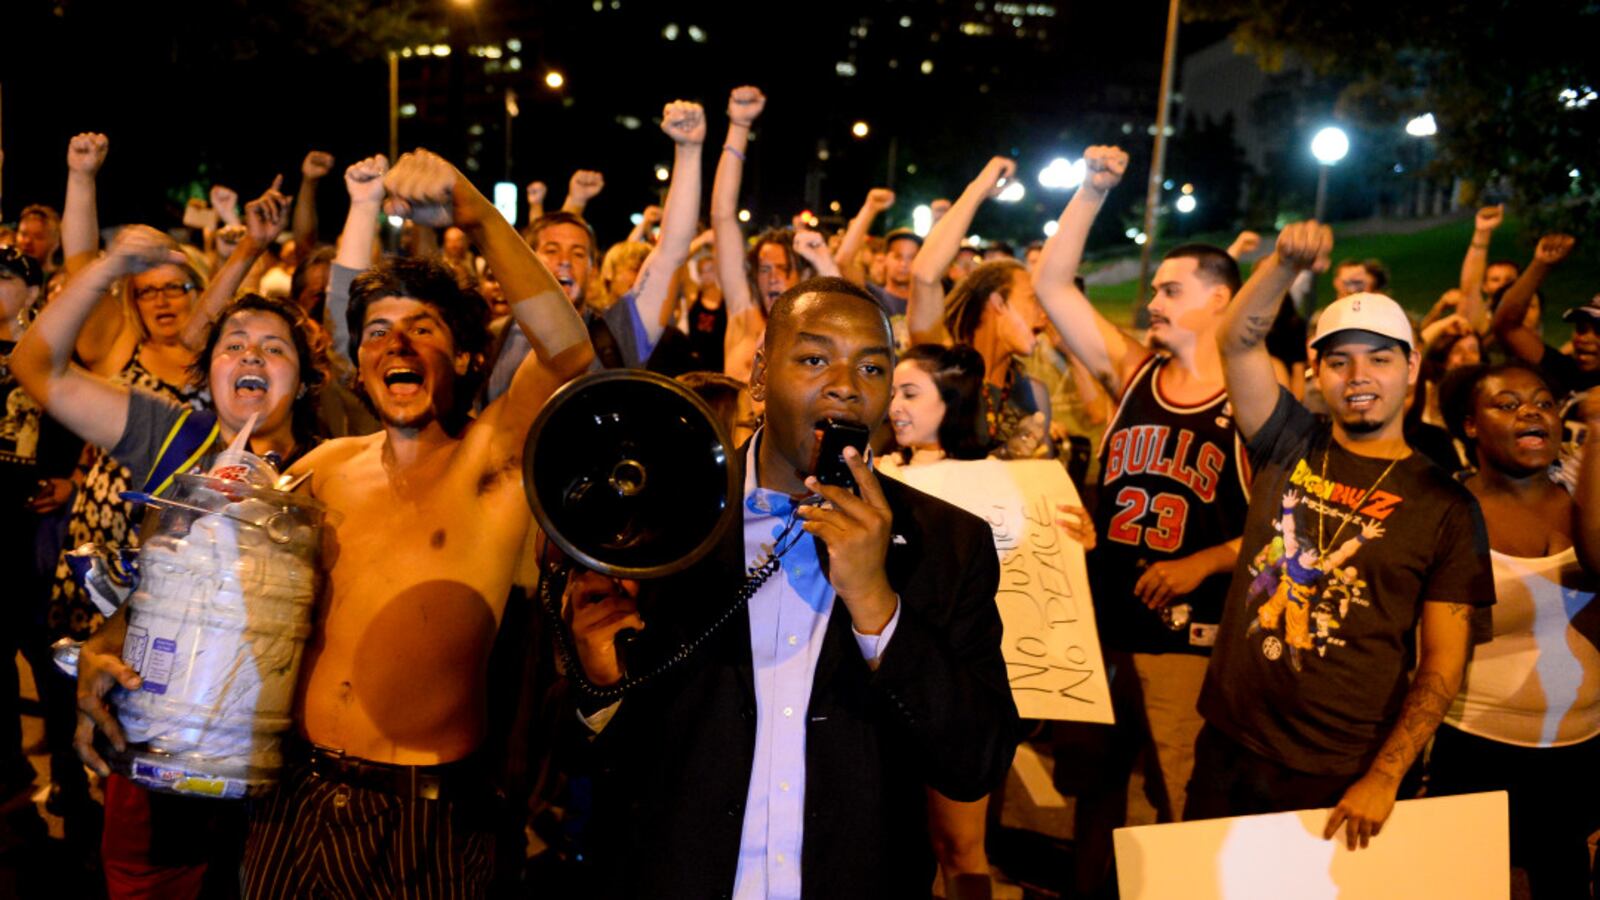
[1114,791,1508,899]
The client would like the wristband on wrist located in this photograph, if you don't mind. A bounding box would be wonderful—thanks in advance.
[723,145,745,161]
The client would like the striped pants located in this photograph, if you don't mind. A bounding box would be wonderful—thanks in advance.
[241,764,495,899]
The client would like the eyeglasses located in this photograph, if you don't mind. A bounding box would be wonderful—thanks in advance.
[130,282,196,302]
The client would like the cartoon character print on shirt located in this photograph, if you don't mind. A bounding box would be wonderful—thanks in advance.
[1242,455,1398,672]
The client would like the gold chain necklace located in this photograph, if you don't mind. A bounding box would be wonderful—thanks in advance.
[1315,445,1401,566]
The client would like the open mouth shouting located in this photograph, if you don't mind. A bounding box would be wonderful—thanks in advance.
[234,373,270,398]
[382,366,426,397]
[1343,391,1379,413]
[1514,424,1549,450]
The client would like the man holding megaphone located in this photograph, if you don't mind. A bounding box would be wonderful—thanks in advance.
[563,277,1021,899]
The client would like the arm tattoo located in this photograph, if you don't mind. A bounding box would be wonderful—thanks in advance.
[1237,313,1275,349]
[1446,602,1473,621]
[1371,670,1455,781]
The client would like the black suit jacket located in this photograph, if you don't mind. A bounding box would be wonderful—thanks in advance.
[576,447,1020,899]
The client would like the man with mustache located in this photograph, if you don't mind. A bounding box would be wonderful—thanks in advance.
[1031,145,1251,891]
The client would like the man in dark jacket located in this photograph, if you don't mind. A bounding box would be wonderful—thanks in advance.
[564,277,1020,898]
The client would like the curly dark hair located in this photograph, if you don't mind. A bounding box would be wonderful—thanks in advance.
[346,256,489,364]
[187,292,326,447]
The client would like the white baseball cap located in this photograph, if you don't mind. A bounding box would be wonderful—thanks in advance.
[1310,292,1415,351]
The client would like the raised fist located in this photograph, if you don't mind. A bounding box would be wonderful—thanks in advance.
[793,229,828,261]
[66,132,109,175]
[975,157,1018,198]
[215,224,247,256]
[930,198,951,221]
[343,154,389,205]
[245,176,293,245]
[864,188,896,213]
[640,204,663,225]
[568,169,605,204]
[526,180,548,205]
[107,225,187,276]
[301,150,335,180]
[1273,221,1333,272]
[385,148,475,228]
[727,86,767,128]
[209,185,241,226]
[1535,233,1576,267]
[1474,204,1505,232]
[1083,146,1129,195]
[661,100,707,145]
[1228,230,1262,258]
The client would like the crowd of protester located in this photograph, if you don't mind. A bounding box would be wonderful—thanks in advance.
[0,82,1596,900]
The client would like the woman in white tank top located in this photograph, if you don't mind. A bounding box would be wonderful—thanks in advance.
[1431,361,1600,898]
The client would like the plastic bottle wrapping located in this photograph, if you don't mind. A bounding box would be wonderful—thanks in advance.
[114,474,324,799]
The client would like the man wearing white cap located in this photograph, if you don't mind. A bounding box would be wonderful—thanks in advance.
[1189,221,1495,852]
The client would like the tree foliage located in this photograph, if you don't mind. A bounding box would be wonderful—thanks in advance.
[1184,0,1600,228]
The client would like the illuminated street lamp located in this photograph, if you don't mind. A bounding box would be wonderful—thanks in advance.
[1405,113,1437,137]
[912,204,933,237]
[1174,193,1197,214]
[851,121,870,139]
[1310,125,1350,221]
[545,70,565,89]
[996,181,1025,203]
[1038,157,1085,190]
[654,165,670,182]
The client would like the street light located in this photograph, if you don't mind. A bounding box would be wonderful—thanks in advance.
[1175,194,1197,214]
[654,165,670,182]
[545,70,565,89]
[1311,125,1350,221]
[1405,113,1437,137]
[912,204,933,237]
[996,181,1025,203]
[1038,157,1085,190]
[851,121,870,139]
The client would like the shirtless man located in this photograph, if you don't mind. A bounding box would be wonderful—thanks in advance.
[77,148,593,898]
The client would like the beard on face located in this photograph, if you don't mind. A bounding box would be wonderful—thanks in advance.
[1338,411,1386,434]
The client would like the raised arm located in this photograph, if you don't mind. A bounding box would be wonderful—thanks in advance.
[1493,234,1574,366]
[291,151,333,264]
[62,133,109,275]
[1456,205,1503,331]
[793,229,841,278]
[627,204,662,245]
[1220,222,1331,440]
[335,155,388,272]
[908,157,1014,345]
[1032,146,1144,394]
[181,178,292,350]
[836,188,894,285]
[631,101,706,347]
[384,149,593,448]
[560,169,605,216]
[525,181,547,222]
[11,227,189,449]
[712,85,764,325]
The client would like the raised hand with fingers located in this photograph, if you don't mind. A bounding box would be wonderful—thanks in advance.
[301,150,335,180]
[974,157,1018,198]
[344,154,389,205]
[1474,204,1505,232]
[1227,230,1262,259]
[74,618,143,776]
[106,225,189,276]
[1082,145,1130,197]
[1274,221,1334,272]
[568,169,605,204]
[384,148,481,229]
[661,100,707,145]
[727,85,767,127]
[1535,233,1576,267]
[66,132,110,175]
[244,176,294,246]
[793,229,840,276]
[865,188,896,213]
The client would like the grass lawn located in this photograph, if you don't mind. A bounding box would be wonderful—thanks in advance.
[1084,216,1600,346]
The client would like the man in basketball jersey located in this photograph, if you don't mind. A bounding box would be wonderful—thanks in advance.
[1032,146,1251,891]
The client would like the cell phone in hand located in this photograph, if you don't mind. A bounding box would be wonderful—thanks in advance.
[811,419,871,494]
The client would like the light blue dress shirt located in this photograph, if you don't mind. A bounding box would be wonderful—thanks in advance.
[733,435,898,900]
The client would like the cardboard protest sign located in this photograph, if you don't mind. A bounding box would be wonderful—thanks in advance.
[1113,792,1509,899]
[880,458,1113,723]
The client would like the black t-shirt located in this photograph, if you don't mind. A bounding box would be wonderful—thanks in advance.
[1198,388,1495,776]
[685,293,726,373]
[0,338,80,510]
